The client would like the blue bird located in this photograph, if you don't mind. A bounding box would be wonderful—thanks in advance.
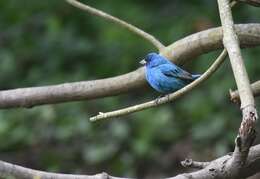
[140,53,200,94]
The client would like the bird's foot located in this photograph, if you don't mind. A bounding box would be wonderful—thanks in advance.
[155,94,166,104]
[155,94,171,104]
[166,94,170,101]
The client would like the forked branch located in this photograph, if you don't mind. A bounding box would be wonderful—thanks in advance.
[230,80,260,103]
[0,0,260,179]
[66,0,165,50]
[2,144,260,179]
[217,0,258,171]
[0,24,259,109]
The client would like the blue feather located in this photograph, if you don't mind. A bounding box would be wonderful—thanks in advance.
[142,53,200,94]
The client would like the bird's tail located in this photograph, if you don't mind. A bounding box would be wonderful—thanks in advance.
[191,74,201,80]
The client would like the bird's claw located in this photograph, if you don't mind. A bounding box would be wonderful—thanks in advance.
[155,98,160,104]
[155,95,165,104]
[155,94,170,104]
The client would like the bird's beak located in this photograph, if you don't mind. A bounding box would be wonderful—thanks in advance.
[139,59,146,65]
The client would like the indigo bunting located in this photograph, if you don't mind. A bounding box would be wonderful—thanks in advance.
[140,53,200,94]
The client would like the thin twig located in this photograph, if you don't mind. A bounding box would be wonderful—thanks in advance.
[230,80,260,104]
[66,0,165,50]
[230,0,238,7]
[218,0,255,109]
[181,158,210,169]
[217,0,258,171]
[90,50,227,121]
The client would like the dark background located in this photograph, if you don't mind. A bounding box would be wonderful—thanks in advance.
[0,1,260,178]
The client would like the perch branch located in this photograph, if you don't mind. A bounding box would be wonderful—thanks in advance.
[0,24,260,109]
[90,50,227,121]
[230,80,260,103]
[2,144,260,179]
[66,0,165,50]
[218,0,258,172]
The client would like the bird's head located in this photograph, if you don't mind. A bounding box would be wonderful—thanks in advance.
[139,53,167,67]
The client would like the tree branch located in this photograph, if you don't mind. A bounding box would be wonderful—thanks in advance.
[217,0,258,174]
[90,0,236,121]
[230,80,260,103]
[168,144,260,179]
[2,144,260,179]
[0,24,260,109]
[219,1,255,110]
[90,50,227,121]
[236,0,260,7]
[66,0,165,50]
[0,160,130,179]
[181,159,210,169]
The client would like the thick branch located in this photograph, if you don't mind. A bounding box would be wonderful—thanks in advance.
[230,80,260,103]
[0,24,260,109]
[218,2,254,109]
[168,144,260,179]
[2,144,260,179]
[0,160,129,179]
[217,0,258,173]
[66,0,165,50]
[90,50,227,121]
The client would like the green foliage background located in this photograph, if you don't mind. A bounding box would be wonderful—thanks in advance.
[0,0,259,178]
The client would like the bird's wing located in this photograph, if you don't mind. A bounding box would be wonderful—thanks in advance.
[160,64,193,80]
